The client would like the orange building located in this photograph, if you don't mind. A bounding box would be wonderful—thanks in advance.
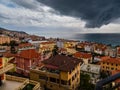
[100,56,120,73]
[0,58,5,83]
[74,52,92,64]
[15,49,41,76]
[0,35,11,44]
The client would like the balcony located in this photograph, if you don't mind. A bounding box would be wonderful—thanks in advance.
[5,75,40,90]
[31,66,59,78]
[0,64,14,75]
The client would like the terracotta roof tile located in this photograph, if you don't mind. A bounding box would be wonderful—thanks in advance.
[41,41,55,45]
[101,56,120,64]
[74,52,92,59]
[3,52,15,58]
[42,55,83,72]
[17,49,40,59]
[18,43,33,48]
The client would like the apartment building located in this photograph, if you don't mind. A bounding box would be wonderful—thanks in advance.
[100,56,120,73]
[30,55,82,90]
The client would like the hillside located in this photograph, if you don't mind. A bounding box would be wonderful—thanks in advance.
[0,27,29,38]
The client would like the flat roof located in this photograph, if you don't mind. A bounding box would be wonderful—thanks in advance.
[0,80,22,90]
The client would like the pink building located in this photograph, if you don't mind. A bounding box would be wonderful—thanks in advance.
[15,49,41,76]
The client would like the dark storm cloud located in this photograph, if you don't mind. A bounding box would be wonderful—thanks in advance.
[37,0,120,28]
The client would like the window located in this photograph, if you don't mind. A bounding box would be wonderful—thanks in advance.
[57,79,59,83]
[39,75,47,80]
[50,77,56,83]
[111,68,114,70]
[61,80,67,85]
[69,79,71,85]
[72,76,74,81]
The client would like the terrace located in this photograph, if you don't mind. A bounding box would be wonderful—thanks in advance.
[0,75,40,90]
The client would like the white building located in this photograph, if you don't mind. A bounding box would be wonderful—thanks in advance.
[80,64,101,84]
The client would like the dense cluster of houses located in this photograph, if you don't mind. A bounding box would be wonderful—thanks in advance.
[0,34,120,90]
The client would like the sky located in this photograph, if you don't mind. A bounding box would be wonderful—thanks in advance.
[0,0,120,38]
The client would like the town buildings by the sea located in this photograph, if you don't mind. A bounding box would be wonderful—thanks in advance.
[0,29,120,90]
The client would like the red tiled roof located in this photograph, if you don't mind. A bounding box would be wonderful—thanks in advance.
[42,55,83,72]
[3,52,15,58]
[17,49,40,59]
[45,64,58,69]
[41,41,55,45]
[0,58,2,66]
[59,48,67,51]
[74,52,92,59]
[101,56,120,64]
[18,43,33,48]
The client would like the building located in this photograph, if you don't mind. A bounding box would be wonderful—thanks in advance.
[15,49,41,76]
[0,58,5,84]
[74,52,92,64]
[30,55,82,90]
[80,64,101,84]
[104,47,116,57]
[111,70,120,90]
[64,40,78,48]
[66,47,77,55]
[93,44,107,55]
[0,35,11,44]
[117,47,120,58]
[100,56,120,73]
[18,43,35,51]
[39,41,56,53]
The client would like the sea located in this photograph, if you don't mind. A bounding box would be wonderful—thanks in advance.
[71,33,120,46]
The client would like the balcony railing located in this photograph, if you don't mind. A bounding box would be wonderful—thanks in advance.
[6,75,40,90]
[0,63,14,75]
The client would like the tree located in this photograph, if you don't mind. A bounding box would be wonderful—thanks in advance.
[78,73,95,90]
[0,76,2,86]
[52,45,58,56]
[100,71,109,79]
[9,40,18,54]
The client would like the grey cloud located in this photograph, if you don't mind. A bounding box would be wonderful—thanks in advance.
[11,0,39,9]
[37,0,120,28]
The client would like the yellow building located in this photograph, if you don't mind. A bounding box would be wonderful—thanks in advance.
[100,56,120,73]
[64,40,78,48]
[3,53,16,72]
[0,35,11,44]
[30,55,82,90]
[39,41,56,53]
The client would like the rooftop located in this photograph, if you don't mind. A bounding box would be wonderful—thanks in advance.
[0,80,22,90]
[40,41,55,45]
[18,43,33,48]
[81,64,101,74]
[74,52,92,59]
[101,56,120,64]
[42,55,82,72]
[17,49,40,59]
